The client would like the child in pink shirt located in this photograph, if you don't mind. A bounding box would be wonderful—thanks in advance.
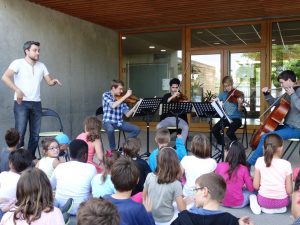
[215,140,254,208]
[252,133,293,214]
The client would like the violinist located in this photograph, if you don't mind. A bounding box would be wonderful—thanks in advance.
[248,70,300,166]
[156,78,189,144]
[212,76,244,148]
[102,79,140,151]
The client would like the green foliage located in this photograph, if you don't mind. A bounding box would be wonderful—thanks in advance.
[203,90,217,102]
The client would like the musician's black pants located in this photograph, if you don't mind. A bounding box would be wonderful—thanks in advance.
[212,118,242,145]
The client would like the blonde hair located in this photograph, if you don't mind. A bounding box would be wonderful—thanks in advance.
[190,135,211,158]
[155,128,170,145]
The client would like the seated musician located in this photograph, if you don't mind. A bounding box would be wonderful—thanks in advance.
[212,76,244,149]
[248,70,300,166]
[156,78,189,144]
[102,79,140,151]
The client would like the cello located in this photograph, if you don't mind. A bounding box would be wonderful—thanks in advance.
[250,95,290,149]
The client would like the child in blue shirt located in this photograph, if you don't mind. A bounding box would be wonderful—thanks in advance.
[148,128,186,172]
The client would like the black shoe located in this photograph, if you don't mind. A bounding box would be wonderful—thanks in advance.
[60,198,73,214]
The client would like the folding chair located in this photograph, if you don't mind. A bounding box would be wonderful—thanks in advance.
[95,106,126,150]
[38,108,63,158]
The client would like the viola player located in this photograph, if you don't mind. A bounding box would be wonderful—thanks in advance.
[102,79,140,151]
[156,78,189,144]
[248,70,300,166]
[212,76,244,149]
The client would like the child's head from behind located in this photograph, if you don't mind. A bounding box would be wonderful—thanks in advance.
[225,140,246,179]
[9,148,33,173]
[101,151,120,183]
[69,139,88,163]
[111,157,139,192]
[41,137,59,158]
[84,116,100,142]
[194,173,226,208]
[77,198,120,225]
[155,128,170,146]
[5,128,20,149]
[190,134,211,158]
[15,168,53,224]
[157,147,181,184]
[263,133,283,167]
[123,138,141,158]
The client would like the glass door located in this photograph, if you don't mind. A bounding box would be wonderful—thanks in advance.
[190,53,222,123]
[229,51,261,118]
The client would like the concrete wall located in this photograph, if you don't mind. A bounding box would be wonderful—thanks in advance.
[0,0,118,147]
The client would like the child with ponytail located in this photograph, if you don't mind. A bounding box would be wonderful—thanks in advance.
[251,133,293,214]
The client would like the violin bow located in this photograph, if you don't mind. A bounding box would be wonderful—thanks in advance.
[258,92,285,119]
[223,82,242,105]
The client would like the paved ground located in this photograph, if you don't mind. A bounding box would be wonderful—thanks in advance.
[75,129,299,225]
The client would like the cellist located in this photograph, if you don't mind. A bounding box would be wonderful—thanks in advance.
[212,76,244,149]
[248,70,300,166]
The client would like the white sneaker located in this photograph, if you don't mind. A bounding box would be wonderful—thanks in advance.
[261,207,287,214]
[249,194,261,215]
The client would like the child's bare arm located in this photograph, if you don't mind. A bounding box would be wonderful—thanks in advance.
[175,195,186,211]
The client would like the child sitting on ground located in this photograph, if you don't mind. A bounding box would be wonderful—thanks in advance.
[104,157,155,225]
[144,147,186,225]
[0,148,32,219]
[0,168,65,225]
[77,116,104,173]
[171,173,254,225]
[77,198,120,225]
[251,133,293,214]
[215,140,254,208]
[180,134,217,197]
[0,128,20,172]
[91,151,119,198]
[36,137,61,179]
[148,128,186,172]
[122,138,151,196]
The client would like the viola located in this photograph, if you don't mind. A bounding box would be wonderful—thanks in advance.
[171,92,189,102]
[115,93,139,105]
[226,89,244,103]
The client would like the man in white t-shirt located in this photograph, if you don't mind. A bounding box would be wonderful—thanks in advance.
[1,41,61,159]
[50,139,97,216]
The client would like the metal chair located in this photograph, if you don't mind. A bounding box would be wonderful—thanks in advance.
[95,106,126,150]
[38,108,63,158]
[282,138,300,160]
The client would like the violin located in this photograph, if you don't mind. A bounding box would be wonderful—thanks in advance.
[171,92,189,102]
[226,89,244,103]
[115,93,139,105]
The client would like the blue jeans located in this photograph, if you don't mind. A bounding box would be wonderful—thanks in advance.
[231,189,252,208]
[102,121,140,150]
[248,125,300,165]
[14,101,42,158]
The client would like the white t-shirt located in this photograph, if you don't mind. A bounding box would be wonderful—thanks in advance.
[180,155,217,196]
[37,157,56,179]
[255,157,292,199]
[50,161,96,215]
[9,59,49,101]
[0,171,20,208]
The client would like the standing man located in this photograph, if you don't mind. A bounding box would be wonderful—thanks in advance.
[102,80,140,151]
[156,78,189,144]
[2,41,61,159]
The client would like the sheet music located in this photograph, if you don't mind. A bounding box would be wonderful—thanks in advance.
[211,100,232,123]
[132,99,143,117]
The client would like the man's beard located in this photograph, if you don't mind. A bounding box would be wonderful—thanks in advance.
[29,55,38,62]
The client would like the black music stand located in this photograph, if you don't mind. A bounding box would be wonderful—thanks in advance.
[210,100,232,162]
[193,102,219,150]
[132,97,162,158]
[161,102,193,134]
